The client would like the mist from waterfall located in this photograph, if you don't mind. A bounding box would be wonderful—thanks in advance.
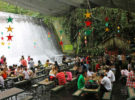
[0,12,62,65]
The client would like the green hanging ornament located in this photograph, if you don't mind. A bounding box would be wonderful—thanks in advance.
[8,46,10,49]
[105,22,109,27]
[7,16,13,23]
[59,30,63,35]
[85,29,92,35]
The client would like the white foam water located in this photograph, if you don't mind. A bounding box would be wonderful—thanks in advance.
[0,12,62,66]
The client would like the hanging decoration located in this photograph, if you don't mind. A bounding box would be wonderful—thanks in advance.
[8,42,11,45]
[33,40,37,48]
[60,36,63,40]
[6,34,13,41]
[105,17,109,32]
[6,16,14,49]
[1,32,4,40]
[105,22,109,27]
[1,37,4,40]
[105,17,109,22]
[1,32,3,35]
[85,29,92,35]
[1,32,4,46]
[59,30,63,35]
[48,32,51,40]
[84,9,92,46]
[85,20,92,27]
[1,42,5,46]
[7,16,13,23]
[8,46,10,49]
[6,25,13,32]
[84,36,87,46]
[105,27,109,32]
[59,41,63,46]
[117,26,120,33]
[7,42,11,49]
[85,10,92,18]
[59,30,63,47]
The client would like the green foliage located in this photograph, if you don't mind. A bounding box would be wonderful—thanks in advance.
[61,7,135,55]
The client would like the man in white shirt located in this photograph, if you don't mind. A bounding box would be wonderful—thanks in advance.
[117,55,122,61]
[87,68,94,77]
[99,73,112,100]
[106,68,115,83]
[117,54,122,67]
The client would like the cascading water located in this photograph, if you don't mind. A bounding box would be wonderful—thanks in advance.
[0,12,62,65]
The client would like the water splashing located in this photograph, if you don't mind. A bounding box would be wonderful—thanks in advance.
[0,12,62,65]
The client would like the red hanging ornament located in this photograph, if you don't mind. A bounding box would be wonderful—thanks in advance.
[6,34,13,41]
[59,41,63,45]
[1,37,4,40]
[105,17,109,22]
[85,21,92,27]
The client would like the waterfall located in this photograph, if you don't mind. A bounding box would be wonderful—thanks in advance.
[0,12,62,65]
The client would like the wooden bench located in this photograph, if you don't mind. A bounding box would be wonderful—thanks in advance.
[51,85,64,93]
[21,96,33,100]
[102,91,111,100]
[72,89,83,97]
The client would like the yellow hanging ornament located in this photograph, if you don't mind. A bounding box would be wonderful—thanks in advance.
[8,42,11,45]
[60,36,63,40]
[117,26,120,30]
[6,25,13,32]
[84,36,87,40]
[105,27,109,32]
[85,10,91,18]
[1,42,5,46]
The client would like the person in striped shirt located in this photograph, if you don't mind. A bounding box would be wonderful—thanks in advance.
[56,70,66,85]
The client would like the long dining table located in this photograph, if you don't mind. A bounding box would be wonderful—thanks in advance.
[0,87,24,100]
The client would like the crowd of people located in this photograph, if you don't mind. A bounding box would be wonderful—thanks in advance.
[0,53,134,100]
[73,53,135,99]
[0,55,72,88]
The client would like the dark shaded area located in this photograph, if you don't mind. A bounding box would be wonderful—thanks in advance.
[111,63,128,100]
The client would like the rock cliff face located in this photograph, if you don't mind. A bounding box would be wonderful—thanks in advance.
[3,0,84,15]
[89,0,135,12]
[3,0,135,15]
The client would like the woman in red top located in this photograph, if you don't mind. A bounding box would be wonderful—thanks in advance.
[2,68,8,79]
